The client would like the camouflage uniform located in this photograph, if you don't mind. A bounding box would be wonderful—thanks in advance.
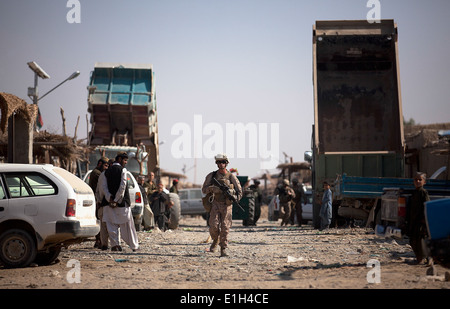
[275,180,295,226]
[202,155,242,256]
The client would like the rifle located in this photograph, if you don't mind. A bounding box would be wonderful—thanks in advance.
[212,178,245,212]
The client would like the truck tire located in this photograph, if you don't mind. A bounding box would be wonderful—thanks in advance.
[0,229,37,268]
[168,193,180,229]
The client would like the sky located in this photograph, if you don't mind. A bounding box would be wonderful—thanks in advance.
[1,0,449,184]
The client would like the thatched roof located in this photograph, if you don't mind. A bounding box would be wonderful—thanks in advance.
[0,130,85,164]
[0,92,38,133]
[33,131,86,162]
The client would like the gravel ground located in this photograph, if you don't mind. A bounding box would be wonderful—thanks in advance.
[1,213,449,291]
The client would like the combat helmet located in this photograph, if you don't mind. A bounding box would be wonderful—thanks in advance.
[214,153,229,164]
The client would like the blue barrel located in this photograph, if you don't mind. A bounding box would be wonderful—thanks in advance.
[425,198,450,240]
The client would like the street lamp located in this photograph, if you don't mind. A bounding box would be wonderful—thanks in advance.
[27,61,80,129]
[38,70,80,101]
[27,61,50,105]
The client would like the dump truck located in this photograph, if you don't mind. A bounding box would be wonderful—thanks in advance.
[86,63,160,177]
[307,20,405,228]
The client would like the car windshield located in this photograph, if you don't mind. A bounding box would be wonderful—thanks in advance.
[53,167,93,194]
[191,190,202,199]
[179,190,188,200]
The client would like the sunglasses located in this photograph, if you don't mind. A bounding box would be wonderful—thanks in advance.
[216,160,227,164]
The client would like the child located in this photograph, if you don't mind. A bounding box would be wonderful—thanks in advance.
[320,182,332,230]
[406,172,430,264]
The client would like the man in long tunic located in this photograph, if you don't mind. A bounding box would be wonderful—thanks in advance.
[99,151,139,251]
[137,175,154,230]
[202,154,242,257]
[149,183,173,232]
[89,157,109,248]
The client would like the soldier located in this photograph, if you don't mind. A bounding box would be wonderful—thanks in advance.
[202,154,242,257]
[275,179,295,226]
[291,178,308,227]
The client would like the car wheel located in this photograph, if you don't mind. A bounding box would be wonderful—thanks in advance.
[34,247,61,266]
[0,229,37,268]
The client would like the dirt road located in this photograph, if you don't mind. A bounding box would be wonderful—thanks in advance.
[1,214,449,292]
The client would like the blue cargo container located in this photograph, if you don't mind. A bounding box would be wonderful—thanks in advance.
[87,63,159,174]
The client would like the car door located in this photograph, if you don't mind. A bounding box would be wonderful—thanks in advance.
[0,176,8,220]
[3,173,36,221]
[189,189,204,213]
[3,172,61,233]
[178,190,191,215]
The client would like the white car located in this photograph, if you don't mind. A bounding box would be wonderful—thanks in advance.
[0,164,99,268]
[83,169,144,230]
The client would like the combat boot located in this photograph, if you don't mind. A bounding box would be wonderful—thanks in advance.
[209,239,218,252]
[220,248,229,257]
